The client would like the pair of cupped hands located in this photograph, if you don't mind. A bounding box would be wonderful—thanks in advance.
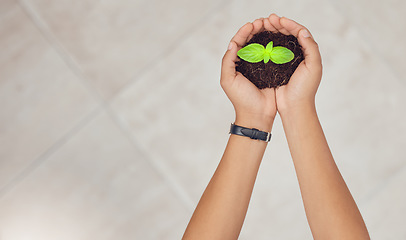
[221,14,323,132]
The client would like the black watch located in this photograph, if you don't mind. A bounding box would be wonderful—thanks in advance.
[229,123,271,142]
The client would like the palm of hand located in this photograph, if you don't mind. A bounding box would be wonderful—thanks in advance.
[230,72,277,118]
[275,62,313,111]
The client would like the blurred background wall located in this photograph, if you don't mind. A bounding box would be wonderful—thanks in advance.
[0,0,405,239]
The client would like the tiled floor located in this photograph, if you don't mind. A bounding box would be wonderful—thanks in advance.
[1,0,405,239]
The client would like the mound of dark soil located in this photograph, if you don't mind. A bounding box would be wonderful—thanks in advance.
[236,31,304,89]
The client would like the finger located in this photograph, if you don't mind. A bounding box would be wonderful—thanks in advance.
[230,22,254,48]
[253,18,265,33]
[248,18,265,41]
[297,28,322,69]
[268,13,290,35]
[279,17,312,38]
[264,17,278,33]
[279,17,321,68]
[220,41,239,87]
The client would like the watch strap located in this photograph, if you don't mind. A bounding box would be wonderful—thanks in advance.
[229,123,271,142]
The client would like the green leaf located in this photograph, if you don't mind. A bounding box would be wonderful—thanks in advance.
[237,43,265,63]
[266,41,273,52]
[270,46,294,64]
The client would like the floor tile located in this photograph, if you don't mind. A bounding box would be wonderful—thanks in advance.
[0,111,189,240]
[0,5,97,190]
[21,0,228,99]
[329,0,406,80]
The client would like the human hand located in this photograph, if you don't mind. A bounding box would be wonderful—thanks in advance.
[265,14,323,116]
[221,19,277,132]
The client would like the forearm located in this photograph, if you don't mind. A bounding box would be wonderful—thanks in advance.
[281,104,369,240]
[183,117,272,240]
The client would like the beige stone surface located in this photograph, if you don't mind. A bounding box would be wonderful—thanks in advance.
[0,4,97,190]
[0,112,188,240]
[329,0,406,81]
[20,0,229,99]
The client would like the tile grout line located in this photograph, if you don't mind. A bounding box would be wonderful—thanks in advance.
[0,107,103,200]
[104,106,196,211]
[17,0,104,104]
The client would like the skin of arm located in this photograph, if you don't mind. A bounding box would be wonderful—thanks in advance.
[267,15,371,239]
[182,19,277,240]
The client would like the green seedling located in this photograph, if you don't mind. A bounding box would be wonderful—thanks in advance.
[237,41,294,64]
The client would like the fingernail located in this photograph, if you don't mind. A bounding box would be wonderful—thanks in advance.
[228,42,233,50]
[301,29,311,38]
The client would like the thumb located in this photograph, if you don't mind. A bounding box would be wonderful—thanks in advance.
[297,29,322,69]
[220,41,238,86]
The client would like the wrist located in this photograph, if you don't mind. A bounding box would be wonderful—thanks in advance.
[278,100,316,119]
[279,102,317,123]
[234,113,274,133]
